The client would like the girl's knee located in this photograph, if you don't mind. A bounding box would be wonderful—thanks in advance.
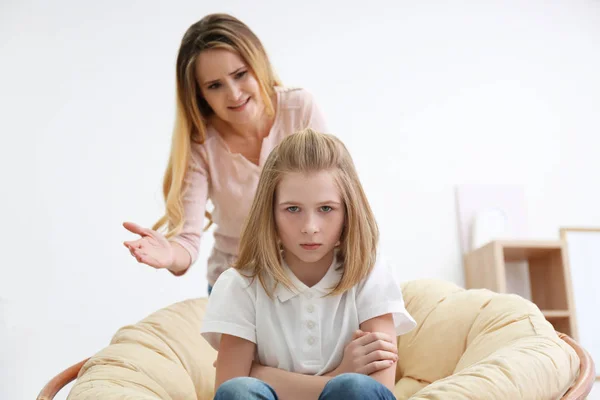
[327,372,373,388]
[321,373,394,399]
[215,377,275,399]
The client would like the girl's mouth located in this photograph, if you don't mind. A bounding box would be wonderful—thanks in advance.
[300,243,322,250]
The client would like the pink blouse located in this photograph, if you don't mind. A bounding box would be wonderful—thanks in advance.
[170,87,328,281]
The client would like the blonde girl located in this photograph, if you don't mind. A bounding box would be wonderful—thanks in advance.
[201,128,416,400]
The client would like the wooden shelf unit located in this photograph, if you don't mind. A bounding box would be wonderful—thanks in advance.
[463,240,577,339]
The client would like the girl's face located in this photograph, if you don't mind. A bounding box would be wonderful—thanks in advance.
[195,48,264,125]
[274,170,345,269]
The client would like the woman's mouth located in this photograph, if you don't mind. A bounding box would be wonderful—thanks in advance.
[228,97,250,111]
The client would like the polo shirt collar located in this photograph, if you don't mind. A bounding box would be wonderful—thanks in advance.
[275,251,342,302]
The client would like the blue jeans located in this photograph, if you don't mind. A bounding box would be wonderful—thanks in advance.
[208,284,213,296]
[214,373,396,400]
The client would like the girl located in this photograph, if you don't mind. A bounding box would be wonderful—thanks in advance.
[122,13,327,293]
[201,128,417,399]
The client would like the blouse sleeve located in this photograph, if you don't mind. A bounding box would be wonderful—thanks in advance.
[200,268,257,350]
[169,144,209,265]
[356,254,417,336]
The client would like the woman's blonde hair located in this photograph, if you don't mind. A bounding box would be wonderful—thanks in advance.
[234,128,379,297]
[153,13,282,236]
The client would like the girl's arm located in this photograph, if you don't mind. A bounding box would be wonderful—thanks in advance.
[248,325,398,399]
[250,364,331,400]
[214,334,256,392]
[359,313,398,391]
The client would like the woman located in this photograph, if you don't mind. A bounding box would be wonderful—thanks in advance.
[123,13,327,293]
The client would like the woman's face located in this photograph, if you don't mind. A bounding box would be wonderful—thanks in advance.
[195,48,264,125]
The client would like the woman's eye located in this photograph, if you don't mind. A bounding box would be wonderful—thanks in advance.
[235,70,248,79]
[320,206,332,212]
[286,206,300,213]
[207,82,221,90]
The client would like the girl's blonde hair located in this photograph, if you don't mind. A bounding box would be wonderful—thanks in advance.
[234,128,379,297]
[153,13,282,236]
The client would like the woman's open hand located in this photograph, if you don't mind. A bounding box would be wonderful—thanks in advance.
[123,221,174,269]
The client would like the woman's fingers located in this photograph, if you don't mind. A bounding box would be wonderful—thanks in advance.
[131,248,163,269]
[123,222,157,238]
[123,221,144,235]
[128,247,142,261]
[124,239,144,251]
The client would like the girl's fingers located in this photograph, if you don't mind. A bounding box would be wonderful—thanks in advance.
[359,359,395,375]
[363,338,398,355]
[363,350,398,364]
[352,330,367,340]
[355,331,395,347]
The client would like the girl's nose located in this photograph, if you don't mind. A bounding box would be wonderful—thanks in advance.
[301,214,319,234]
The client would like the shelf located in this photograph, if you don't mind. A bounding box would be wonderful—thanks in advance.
[497,240,564,262]
[463,239,577,339]
[541,310,570,318]
[467,240,565,263]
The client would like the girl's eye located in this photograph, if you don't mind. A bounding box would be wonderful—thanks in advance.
[207,82,221,90]
[235,70,248,79]
[286,206,300,213]
[320,206,332,212]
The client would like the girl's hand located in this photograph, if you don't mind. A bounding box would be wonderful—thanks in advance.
[123,221,174,269]
[329,330,398,376]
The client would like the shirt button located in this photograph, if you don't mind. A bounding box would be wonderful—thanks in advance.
[307,336,316,345]
[307,304,315,313]
[307,321,315,329]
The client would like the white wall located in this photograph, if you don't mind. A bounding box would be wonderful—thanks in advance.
[2,0,599,398]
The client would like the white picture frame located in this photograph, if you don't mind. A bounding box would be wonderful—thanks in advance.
[560,227,600,380]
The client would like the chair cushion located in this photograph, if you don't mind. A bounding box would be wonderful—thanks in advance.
[68,298,215,400]
[68,279,580,399]
[394,279,579,399]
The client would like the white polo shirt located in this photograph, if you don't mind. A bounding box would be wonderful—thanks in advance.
[200,254,416,375]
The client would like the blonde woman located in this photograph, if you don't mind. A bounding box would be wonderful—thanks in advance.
[201,129,417,399]
[123,13,327,292]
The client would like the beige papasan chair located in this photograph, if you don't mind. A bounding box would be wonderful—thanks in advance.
[38,279,596,399]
